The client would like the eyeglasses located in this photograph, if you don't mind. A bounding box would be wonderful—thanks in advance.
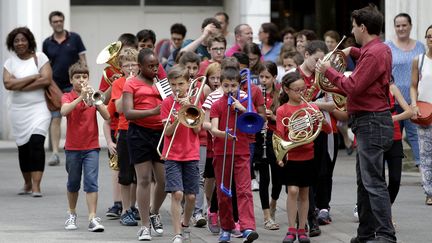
[210,47,225,52]
[289,87,306,93]
[122,63,139,69]
[425,35,432,39]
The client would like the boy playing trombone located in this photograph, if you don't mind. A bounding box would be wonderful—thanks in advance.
[160,66,202,243]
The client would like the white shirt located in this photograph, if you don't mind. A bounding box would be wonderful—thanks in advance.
[4,52,51,145]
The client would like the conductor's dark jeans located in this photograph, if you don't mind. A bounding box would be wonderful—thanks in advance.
[350,110,396,242]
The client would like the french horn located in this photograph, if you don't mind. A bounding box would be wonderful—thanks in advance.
[272,97,323,162]
[315,36,348,110]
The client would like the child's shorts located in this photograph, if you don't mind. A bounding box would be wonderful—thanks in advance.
[65,149,100,192]
[127,123,163,164]
[164,160,199,194]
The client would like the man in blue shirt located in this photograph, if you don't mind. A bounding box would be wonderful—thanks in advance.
[43,11,87,166]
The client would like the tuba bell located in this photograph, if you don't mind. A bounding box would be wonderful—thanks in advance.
[96,41,123,85]
[272,97,323,162]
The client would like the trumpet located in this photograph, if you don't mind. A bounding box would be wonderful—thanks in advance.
[272,96,323,162]
[156,76,207,159]
[80,82,105,107]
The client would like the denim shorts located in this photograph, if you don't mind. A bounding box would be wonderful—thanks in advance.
[51,86,73,117]
[65,149,100,193]
[165,160,199,194]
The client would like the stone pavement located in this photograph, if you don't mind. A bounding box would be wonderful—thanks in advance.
[0,143,429,243]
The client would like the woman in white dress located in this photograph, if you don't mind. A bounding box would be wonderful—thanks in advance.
[3,27,52,197]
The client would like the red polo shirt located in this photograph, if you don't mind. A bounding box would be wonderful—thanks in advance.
[210,94,250,156]
[62,90,99,150]
[160,96,200,161]
[325,38,392,114]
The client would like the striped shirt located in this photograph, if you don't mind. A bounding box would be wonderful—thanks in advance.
[202,89,247,111]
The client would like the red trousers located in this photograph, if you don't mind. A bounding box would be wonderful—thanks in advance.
[213,154,256,231]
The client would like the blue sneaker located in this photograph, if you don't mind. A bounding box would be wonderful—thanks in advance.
[119,210,138,226]
[219,230,231,243]
[242,229,259,243]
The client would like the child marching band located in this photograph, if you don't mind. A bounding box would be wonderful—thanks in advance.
[210,62,259,243]
[276,71,331,243]
[160,65,202,243]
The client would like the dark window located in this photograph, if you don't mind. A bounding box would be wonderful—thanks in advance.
[71,0,140,5]
[145,0,222,6]
[271,0,385,38]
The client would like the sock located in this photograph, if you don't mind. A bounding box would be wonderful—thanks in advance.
[88,213,96,221]
[69,209,76,215]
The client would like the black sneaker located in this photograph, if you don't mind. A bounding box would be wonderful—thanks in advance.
[106,202,122,219]
[149,213,163,236]
[308,211,321,237]
[120,210,138,226]
[131,206,140,220]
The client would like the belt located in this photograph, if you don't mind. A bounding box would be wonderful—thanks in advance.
[350,110,390,119]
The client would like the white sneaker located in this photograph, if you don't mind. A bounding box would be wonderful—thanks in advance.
[88,217,104,232]
[251,179,259,191]
[65,213,78,230]
[172,234,183,243]
[137,226,152,241]
[192,213,207,227]
[353,205,358,221]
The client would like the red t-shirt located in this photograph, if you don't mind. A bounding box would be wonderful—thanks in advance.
[62,90,100,150]
[389,91,402,141]
[160,96,200,161]
[298,67,320,101]
[275,102,331,161]
[264,92,276,132]
[99,63,167,91]
[210,94,249,156]
[197,59,214,77]
[111,77,129,131]
[122,77,163,130]
[98,67,120,131]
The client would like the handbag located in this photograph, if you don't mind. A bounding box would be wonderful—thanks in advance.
[33,54,63,111]
[45,80,63,111]
[411,101,432,126]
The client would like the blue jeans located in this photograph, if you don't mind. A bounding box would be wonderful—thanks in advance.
[350,111,396,242]
[65,149,100,193]
[395,104,420,165]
